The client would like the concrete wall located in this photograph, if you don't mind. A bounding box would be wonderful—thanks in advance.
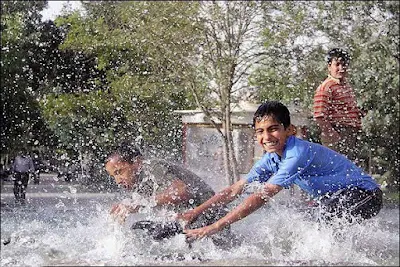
[176,102,311,191]
[183,124,255,191]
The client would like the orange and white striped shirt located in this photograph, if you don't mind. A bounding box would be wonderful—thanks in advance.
[313,75,362,128]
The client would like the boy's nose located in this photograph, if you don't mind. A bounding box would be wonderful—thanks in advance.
[262,131,273,140]
[339,64,347,71]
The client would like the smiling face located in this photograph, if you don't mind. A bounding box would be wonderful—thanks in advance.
[328,57,348,80]
[105,155,142,190]
[254,116,293,156]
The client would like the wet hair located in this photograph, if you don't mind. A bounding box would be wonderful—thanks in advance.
[18,147,27,154]
[327,48,350,65]
[253,101,291,129]
[106,140,142,164]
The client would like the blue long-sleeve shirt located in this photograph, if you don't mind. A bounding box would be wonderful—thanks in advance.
[246,136,379,198]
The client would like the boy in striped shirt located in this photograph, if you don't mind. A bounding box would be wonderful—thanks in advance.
[313,48,364,162]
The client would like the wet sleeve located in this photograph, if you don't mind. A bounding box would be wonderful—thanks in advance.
[150,162,172,190]
[246,156,273,183]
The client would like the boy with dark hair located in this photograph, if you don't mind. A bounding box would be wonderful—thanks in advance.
[313,48,364,163]
[105,141,238,246]
[326,48,350,65]
[105,141,215,216]
[181,101,382,240]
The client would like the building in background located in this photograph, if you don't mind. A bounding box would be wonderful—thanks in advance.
[175,101,311,191]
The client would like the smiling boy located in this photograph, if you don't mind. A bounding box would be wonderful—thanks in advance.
[181,101,382,240]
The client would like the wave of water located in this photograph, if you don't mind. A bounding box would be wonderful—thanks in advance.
[1,196,399,266]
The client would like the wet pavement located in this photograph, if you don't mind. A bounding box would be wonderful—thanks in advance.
[0,173,118,209]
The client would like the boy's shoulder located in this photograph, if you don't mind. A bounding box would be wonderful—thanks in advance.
[285,136,318,155]
[288,135,318,146]
[286,135,305,147]
[317,76,339,92]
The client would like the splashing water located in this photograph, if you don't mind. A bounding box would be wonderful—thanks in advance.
[1,194,398,266]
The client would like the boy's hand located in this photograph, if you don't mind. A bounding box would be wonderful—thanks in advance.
[184,224,219,241]
[175,210,197,229]
[110,202,140,224]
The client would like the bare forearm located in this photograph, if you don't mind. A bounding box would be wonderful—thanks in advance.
[189,184,243,219]
[183,184,282,239]
[214,193,267,230]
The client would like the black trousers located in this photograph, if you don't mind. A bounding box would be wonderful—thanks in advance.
[13,172,29,201]
[317,187,383,223]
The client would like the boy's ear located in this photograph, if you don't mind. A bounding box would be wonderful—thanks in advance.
[288,124,297,136]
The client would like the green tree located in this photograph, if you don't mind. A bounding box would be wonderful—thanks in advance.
[186,1,264,184]
[55,1,202,160]
[1,1,54,157]
[31,19,111,165]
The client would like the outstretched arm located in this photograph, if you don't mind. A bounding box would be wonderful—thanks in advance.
[184,183,282,240]
[177,178,248,226]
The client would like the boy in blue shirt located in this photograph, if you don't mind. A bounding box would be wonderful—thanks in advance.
[180,101,382,240]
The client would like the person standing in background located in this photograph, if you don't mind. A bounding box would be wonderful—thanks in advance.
[11,148,35,204]
[313,48,365,164]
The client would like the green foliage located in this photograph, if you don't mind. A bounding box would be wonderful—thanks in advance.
[40,91,117,158]
[0,0,54,154]
[2,1,398,190]
[252,2,327,106]
[55,1,202,161]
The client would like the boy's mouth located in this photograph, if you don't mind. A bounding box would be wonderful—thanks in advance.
[263,141,278,148]
[119,182,132,190]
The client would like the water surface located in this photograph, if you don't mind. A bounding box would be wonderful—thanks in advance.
[1,192,399,266]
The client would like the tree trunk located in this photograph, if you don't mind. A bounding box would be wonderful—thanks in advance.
[221,94,240,185]
[225,101,239,184]
[221,131,232,186]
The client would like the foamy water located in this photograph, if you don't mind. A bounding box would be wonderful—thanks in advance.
[1,194,399,266]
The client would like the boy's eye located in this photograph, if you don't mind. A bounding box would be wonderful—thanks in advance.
[114,166,127,176]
